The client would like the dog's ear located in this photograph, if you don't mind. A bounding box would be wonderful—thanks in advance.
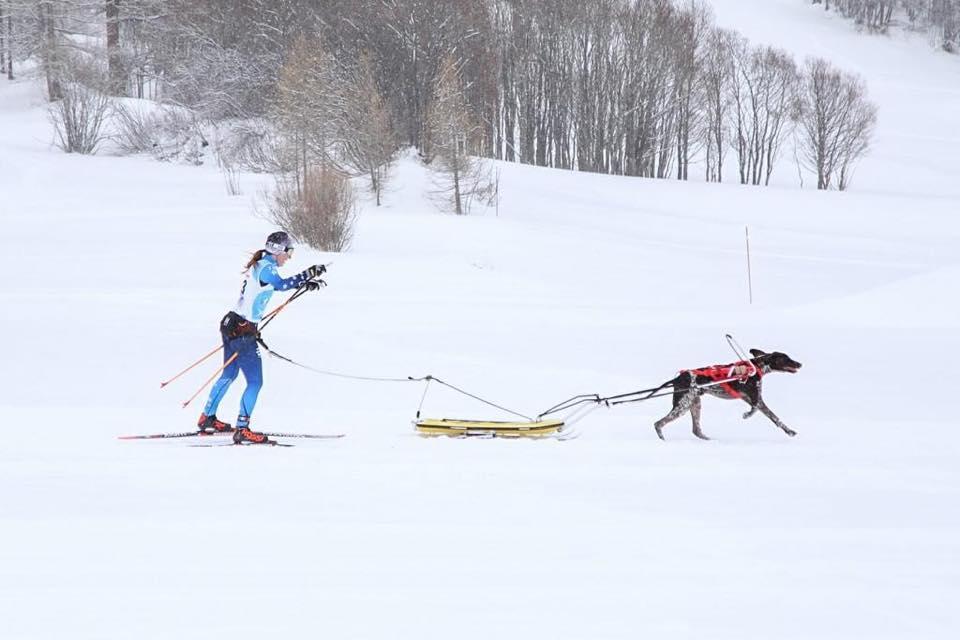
[749,348,767,357]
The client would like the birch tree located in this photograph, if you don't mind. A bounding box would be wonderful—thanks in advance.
[796,57,877,190]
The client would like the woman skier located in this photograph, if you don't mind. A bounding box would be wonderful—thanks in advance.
[197,231,325,444]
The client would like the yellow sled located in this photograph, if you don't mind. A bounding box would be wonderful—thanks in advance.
[415,418,565,438]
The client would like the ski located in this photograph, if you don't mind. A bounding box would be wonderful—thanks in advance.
[119,430,344,441]
[189,441,295,448]
[554,427,581,441]
[118,430,222,440]
[260,432,344,439]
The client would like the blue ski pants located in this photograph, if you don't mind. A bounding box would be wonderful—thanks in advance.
[203,331,263,427]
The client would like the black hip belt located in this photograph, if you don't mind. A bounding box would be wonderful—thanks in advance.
[221,311,259,339]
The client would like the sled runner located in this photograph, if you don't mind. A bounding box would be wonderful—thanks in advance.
[415,418,565,438]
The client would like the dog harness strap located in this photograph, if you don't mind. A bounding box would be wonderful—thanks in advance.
[686,360,762,399]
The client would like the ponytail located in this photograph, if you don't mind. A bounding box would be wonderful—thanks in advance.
[244,249,267,271]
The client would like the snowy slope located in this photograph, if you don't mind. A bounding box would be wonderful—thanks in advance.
[2,3,959,639]
[709,0,960,198]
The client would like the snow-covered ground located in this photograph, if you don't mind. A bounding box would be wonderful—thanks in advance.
[1,3,958,639]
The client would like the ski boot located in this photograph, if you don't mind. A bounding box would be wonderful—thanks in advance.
[233,428,275,445]
[197,413,233,434]
[232,418,274,445]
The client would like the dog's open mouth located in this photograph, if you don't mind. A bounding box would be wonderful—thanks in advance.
[785,366,800,373]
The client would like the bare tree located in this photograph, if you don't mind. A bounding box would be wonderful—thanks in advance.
[7,0,886,196]
[5,3,10,80]
[568,0,617,172]
[0,0,17,80]
[105,0,122,94]
[425,55,491,215]
[338,52,397,206]
[50,77,110,153]
[816,0,960,51]
[925,0,960,51]
[672,0,712,181]
[1,1,5,77]
[700,28,738,182]
[273,34,343,195]
[41,1,64,100]
[4,0,114,97]
[795,57,878,190]
[0,1,54,91]
[330,0,493,150]
[728,43,799,185]
[265,164,356,253]
[813,0,896,32]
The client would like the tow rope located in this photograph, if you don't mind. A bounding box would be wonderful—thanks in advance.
[257,338,534,421]
[170,279,761,430]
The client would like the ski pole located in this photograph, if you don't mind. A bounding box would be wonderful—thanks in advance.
[160,344,223,388]
[259,281,316,332]
[181,352,238,408]
[259,293,300,331]
[261,291,303,325]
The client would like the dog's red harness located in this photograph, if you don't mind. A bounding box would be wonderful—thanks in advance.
[685,360,762,398]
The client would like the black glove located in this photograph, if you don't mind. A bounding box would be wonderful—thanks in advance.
[303,279,326,292]
[306,264,327,278]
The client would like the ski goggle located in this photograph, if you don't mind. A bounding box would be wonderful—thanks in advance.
[284,246,295,256]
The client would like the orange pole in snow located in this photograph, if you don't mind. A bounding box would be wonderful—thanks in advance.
[181,352,238,409]
[160,344,223,388]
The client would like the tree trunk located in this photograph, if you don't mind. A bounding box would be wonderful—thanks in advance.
[5,11,11,80]
[0,1,5,75]
[42,1,61,101]
[106,0,123,95]
[716,124,723,182]
[452,155,462,215]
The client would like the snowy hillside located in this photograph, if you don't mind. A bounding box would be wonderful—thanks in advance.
[708,0,960,198]
[2,2,959,639]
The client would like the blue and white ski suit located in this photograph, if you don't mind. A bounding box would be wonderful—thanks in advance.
[202,254,311,427]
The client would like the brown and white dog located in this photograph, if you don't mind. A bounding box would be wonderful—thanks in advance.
[652,349,802,440]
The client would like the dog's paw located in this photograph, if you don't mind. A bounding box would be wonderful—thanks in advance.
[742,410,755,420]
[784,428,797,437]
